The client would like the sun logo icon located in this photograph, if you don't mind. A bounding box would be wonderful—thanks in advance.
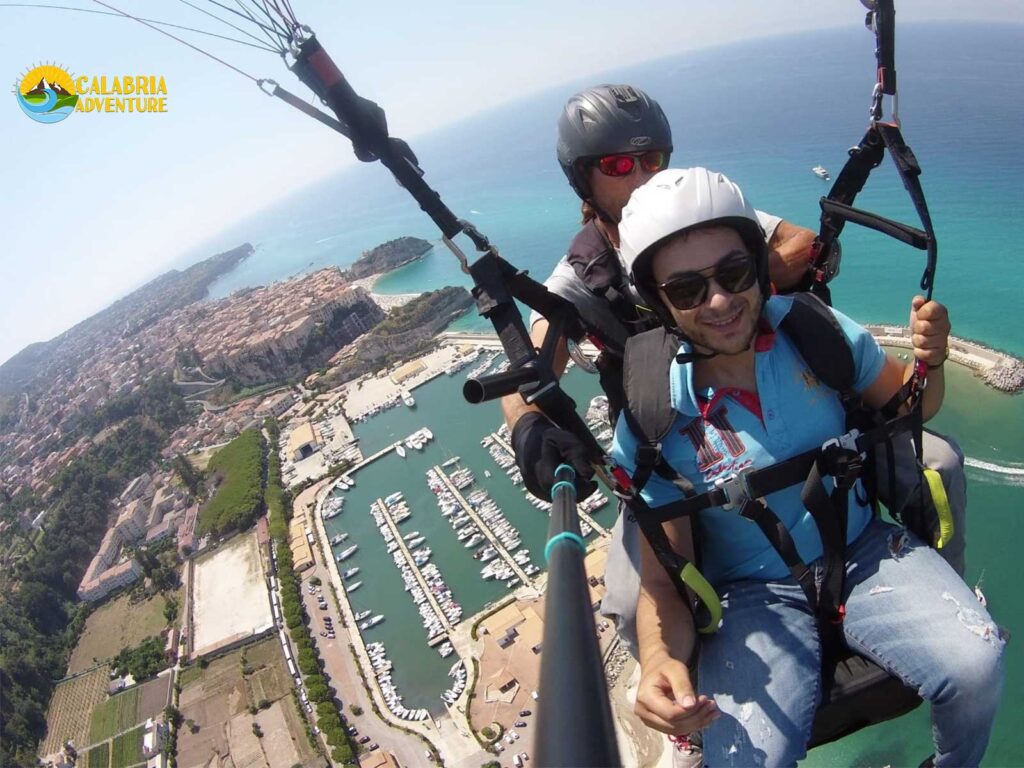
[14,63,78,123]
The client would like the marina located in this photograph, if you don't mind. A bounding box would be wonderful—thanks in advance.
[372,496,459,638]
[430,464,534,587]
[317,366,619,714]
[486,428,610,538]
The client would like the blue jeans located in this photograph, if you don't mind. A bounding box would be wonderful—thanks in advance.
[698,519,1005,767]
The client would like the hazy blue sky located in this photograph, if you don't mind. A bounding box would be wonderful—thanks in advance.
[1,0,1017,364]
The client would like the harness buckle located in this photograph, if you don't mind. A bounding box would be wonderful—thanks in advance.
[635,442,663,469]
[821,428,865,459]
[822,429,866,488]
[714,467,755,510]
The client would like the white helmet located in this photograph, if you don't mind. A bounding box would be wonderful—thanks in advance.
[618,167,769,316]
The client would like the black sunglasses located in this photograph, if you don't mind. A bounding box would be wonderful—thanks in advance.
[657,251,758,310]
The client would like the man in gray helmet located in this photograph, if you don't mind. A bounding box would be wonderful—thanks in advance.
[500,84,967,660]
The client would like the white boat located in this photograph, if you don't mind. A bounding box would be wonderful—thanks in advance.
[385,492,404,505]
[360,614,385,630]
[464,534,484,548]
[395,443,407,458]
[337,545,358,561]
[348,580,363,592]
[343,567,360,579]
[406,536,426,548]
[422,427,433,441]
[355,609,372,621]
[402,530,421,540]
[342,474,355,486]
[812,164,831,181]
[484,470,492,478]
[401,390,415,407]
[330,533,349,546]
[336,479,350,490]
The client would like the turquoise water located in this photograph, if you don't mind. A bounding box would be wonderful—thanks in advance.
[192,22,1024,765]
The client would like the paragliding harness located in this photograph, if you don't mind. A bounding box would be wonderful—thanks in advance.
[616,292,955,745]
[609,1,953,744]
[564,220,662,423]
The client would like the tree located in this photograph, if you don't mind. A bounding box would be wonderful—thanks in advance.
[349,704,363,716]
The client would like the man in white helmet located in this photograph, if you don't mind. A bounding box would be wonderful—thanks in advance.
[613,167,1004,766]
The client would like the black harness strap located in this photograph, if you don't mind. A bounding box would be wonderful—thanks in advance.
[740,499,819,612]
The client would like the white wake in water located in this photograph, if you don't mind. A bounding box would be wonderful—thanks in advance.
[964,457,1024,476]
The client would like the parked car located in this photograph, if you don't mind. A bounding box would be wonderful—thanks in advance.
[515,720,527,728]
[347,726,358,736]
[358,736,371,744]
[519,709,532,717]
[368,743,379,751]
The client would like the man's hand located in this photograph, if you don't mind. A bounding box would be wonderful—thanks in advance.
[510,412,597,501]
[909,295,950,368]
[635,656,718,735]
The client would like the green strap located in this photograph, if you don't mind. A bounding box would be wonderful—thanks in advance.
[922,467,954,549]
[680,562,722,635]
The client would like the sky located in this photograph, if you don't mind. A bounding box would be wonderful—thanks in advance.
[0,0,1018,365]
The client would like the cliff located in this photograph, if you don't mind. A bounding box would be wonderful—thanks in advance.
[342,236,433,281]
[324,286,473,385]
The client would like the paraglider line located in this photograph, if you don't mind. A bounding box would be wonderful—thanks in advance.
[1,2,281,51]
[90,0,262,82]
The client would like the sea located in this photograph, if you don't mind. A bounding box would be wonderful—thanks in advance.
[194,23,1023,766]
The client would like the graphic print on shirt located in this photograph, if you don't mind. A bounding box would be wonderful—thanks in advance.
[679,406,749,475]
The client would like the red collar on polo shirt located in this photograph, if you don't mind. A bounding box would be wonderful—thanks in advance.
[695,319,775,422]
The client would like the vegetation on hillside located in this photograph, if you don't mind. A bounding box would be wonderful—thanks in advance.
[0,417,171,766]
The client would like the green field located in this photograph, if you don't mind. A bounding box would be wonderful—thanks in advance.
[110,726,146,768]
[83,741,109,768]
[196,428,264,536]
[89,686,141,743]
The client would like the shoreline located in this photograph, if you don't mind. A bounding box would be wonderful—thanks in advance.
[865,324,1024,393]
[438,329,1024,394]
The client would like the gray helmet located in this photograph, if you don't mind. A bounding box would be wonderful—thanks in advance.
[557,84,673,201]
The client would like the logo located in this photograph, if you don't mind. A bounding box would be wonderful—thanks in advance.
[15,63,78,123]
[629,136,652,147]
[15,62,169,123]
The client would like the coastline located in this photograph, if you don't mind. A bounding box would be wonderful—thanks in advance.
[350,272,421,312]
[865,324,1024,393]
[437,329,1024,394]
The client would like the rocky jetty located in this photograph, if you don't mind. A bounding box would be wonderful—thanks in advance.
[983,360,1024,393]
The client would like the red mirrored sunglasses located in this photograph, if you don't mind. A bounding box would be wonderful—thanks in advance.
[594,151,668,177]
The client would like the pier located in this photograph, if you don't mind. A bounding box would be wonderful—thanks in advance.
[489,431,609,539]
[431,465,533,587]
[373,498,455,635]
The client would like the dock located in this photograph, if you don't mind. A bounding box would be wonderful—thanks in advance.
[489,431,609,539]
[373,498,454,635]
[431,465,533,587]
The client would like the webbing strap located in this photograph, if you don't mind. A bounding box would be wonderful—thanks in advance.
[740,499,818,613]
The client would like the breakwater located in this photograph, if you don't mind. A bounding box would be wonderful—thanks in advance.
[441,330,1023,394]
[865,325,1024,393]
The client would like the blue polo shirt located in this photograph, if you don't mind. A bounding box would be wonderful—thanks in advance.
[611,295,887,587]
